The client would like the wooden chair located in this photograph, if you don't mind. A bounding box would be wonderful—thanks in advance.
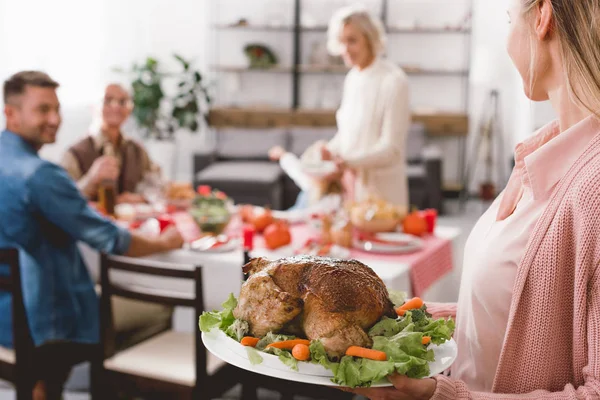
[97,253,247,400]
[0,248,35,400]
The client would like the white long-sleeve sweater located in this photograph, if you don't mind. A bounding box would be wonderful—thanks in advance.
[327,58,410,208]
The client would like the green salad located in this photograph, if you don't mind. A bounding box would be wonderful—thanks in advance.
[200,293,455,388]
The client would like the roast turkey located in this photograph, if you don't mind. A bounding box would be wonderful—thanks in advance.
[233,255,395,358]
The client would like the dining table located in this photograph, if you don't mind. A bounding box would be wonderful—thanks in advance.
[79,212,462,333]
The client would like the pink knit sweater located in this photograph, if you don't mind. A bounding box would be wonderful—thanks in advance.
[429,129,600,399]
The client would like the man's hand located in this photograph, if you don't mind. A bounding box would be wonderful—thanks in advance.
[268,146,287,161]
[158,226,184,251]
[125,225,184,257]
[88,156,119,185]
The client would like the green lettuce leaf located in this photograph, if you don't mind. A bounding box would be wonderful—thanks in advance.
[198,312,221,333]
[264,347,299,371]
[246,347,263,365]
[393,354,430,378]
[388,290,407,307]
[255,332,296,351]
[332,356,364,387]
[368,315,413,338]
[374,328,431,360]
[414,317,456,345]
[225,319,249,341]
[359,359,396,383]
[199,293,238,333]
[309,341,339,374]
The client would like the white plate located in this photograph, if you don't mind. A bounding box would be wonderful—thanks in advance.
[271,210,306,224]
[355,233,423,254]
[250,245,296,259]
[301,161,337,178]
[202,329,457,387]
[186,238,240,253]
[252,244,351,260]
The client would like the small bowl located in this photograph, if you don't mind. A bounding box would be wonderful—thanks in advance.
[190,212,231,235]
[351,216,399,233]
[350,207,400,233]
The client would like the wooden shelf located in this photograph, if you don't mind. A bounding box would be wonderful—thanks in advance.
[212,65,293,74]
[214,24,295,31]
[214,24,470,34]
[208,107,469,137]
[212,65,469,77]
[387,27,471,34]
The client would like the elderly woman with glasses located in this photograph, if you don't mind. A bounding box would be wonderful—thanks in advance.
[322,5,410,211]
[60,83,160,203]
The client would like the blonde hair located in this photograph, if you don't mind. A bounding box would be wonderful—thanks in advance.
[327,5,386,57]
[523,0,600,117]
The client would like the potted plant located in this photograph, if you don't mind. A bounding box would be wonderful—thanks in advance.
[116,54,211,177]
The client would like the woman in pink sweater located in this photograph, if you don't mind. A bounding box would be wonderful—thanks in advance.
[346,1,600,399]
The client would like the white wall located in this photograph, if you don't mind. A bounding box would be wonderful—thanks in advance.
[0,0,211,181]
[208,0,535,191]
[0,0,546,189]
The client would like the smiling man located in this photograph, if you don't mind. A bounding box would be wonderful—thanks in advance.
[0,71,183,400]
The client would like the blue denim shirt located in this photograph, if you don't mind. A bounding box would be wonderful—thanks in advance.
[0,130,131,348]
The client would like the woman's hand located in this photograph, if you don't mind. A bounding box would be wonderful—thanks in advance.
[268,145,286,161]
[340,374,436,400]
[321,145,333,161]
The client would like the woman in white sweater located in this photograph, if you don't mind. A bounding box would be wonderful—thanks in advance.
[324,5,410,210]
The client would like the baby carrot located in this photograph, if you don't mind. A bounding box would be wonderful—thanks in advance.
[395,297,425,316]
[266,339,311,350]
[292,344,311,361]
[240,337,260,347]
[345,346,387,361]
[422,336,431,345]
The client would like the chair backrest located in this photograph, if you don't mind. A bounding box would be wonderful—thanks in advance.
[0,248,34,393]
[99,254,206,387]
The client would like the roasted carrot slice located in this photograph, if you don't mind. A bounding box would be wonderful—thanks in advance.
[395,297,425,316]
[345,346,387,361]
[240,337,260,347]
[292,344,311,361]
[266,339,311,350]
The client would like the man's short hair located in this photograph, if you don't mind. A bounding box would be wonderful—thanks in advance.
[3,71,60,104]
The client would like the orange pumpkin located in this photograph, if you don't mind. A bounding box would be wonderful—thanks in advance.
[402,211,428,237]
[264,221,292,250]
[252,209,274,233]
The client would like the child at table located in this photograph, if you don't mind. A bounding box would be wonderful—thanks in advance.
[268,141,344,210]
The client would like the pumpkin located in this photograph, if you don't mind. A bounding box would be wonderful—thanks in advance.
[264,221,292,250]
[252,209,274,233]
[402,211,428,237]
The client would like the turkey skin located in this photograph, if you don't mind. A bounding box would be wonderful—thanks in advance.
[233,256,395,358]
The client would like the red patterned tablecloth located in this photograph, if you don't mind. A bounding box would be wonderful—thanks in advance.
[171,212,453,297]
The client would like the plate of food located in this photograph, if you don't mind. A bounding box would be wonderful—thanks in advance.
[301,160,338,178]
[201,256,456,388]
[295,240,351,259]
[349,198,407,234]
[187,235,240,253]
[165,182,196,210]
[354,232,424,254]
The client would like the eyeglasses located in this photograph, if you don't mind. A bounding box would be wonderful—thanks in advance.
[103,97,132,107]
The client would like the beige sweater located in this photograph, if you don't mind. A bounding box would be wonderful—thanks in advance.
[327,58,410,208]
